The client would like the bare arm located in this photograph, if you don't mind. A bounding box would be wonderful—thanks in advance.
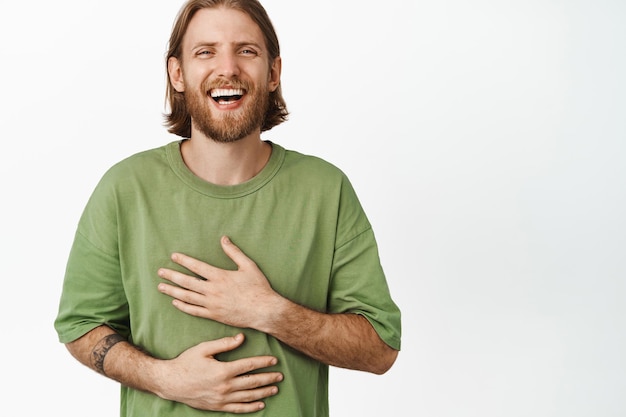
[260,298,398,374]
[65,325,282,413]
[158,236,399,375]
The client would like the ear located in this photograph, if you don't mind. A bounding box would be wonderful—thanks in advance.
[168,56,185,92]
[268,56,282,92]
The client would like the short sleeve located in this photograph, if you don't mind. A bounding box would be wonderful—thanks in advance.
[327,177,401,350]
[54,175,131,343]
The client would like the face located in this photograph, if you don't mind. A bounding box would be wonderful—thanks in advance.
[168,7,281,143]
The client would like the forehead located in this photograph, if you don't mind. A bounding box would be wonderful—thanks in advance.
[183,7,266,49]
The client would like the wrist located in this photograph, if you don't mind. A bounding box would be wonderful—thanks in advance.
[148,357,176,401]
[255,292,291,335]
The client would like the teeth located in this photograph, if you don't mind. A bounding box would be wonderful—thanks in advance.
[210,88,244,98]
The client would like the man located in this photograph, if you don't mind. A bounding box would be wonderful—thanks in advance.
[54,0,401,415]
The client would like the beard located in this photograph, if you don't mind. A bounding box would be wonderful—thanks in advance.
[185,78,269,143]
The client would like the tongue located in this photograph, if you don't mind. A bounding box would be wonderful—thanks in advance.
[217,95,242,104]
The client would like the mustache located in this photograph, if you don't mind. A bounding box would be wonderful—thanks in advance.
[203,78,251,92]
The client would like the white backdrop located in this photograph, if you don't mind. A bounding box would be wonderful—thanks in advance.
[1,0,625,416]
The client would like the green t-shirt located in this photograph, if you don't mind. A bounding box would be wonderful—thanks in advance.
[55,140,401,416]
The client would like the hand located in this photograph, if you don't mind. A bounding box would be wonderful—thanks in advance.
[157,236,279,329]
[158,333,282,413]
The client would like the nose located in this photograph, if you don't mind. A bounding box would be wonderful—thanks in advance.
[215,52,240,78]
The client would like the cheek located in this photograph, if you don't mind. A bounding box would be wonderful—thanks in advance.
[183,64,212,89]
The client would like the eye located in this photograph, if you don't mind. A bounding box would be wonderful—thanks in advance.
[196,50,214,58]
[239,48,258,56]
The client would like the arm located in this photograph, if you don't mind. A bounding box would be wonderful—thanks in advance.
[65,325,282,413]
[158,236,399,375]
[260,297,398,374]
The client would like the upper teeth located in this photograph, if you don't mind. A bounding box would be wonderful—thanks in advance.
[211,88,244,98]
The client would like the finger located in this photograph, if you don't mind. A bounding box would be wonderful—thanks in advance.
[227,355,280,378]
[170,252,221,280]
[157,268,206,294]
[194,334,246,357]
[221,384,280,411]
[220,236,255,270]
[158,283,207,311]
[230,371,283,392]
[221,399,268,414]
[169,297,213,319]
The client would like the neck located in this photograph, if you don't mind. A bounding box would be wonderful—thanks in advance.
[181,128,272,186]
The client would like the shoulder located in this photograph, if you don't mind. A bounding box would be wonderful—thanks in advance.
[85,142,173,206]
[278,145,348,184]
[89,142,177,196]
[103,143,171,180]
[272,144,365,215]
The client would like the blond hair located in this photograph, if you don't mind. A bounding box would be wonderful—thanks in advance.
[164,0,288,138]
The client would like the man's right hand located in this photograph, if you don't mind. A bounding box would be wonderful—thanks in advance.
[66,327,282,414]
[156,333,283,413]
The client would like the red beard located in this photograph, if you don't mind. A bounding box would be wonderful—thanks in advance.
[185,78,269,143]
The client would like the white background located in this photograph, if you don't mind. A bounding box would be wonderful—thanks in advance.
[1,0,625,415]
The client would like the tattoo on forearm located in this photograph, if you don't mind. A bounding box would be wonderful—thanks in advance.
[91,334,126,375]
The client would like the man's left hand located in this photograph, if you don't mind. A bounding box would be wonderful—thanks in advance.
[157,236,278,329]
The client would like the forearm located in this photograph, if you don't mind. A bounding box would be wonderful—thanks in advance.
[259,297,398,375]
[156,241,399,374]
[65,325,164,396]
[65,325,283,412]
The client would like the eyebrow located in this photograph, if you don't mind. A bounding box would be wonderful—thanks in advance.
[191,41,264,50]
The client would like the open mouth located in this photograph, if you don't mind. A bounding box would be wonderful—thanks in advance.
[210,88,245,104]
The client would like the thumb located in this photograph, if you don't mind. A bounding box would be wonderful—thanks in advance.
[220,236,255,269]
[197,333,245,357]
